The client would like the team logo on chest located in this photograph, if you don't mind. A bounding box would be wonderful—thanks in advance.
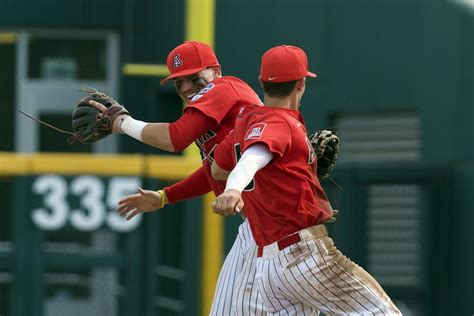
[245,123,267,140]
[172,54,183,68]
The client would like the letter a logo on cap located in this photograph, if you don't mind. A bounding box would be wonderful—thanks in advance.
[172,54,183,68]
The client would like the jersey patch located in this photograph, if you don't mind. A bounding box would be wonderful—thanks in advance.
[245,123,267,140]
[191,83,215,102]
[172,54,183,68]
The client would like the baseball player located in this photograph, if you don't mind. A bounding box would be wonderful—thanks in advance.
[211,45,402,315]
[113,41,266,315]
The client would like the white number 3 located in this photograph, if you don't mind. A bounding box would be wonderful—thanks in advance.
[31,175,142,232]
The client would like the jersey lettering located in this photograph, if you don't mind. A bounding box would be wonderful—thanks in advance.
[204,143,218,164]
[195,130,217,158]
[234,143,255,191]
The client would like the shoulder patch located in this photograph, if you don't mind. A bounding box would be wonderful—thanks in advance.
[245,123,267,140]
[191,83,215,103]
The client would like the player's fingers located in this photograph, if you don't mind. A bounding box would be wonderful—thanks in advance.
[117,203,135,216]
[235,199,244,213]
[116,202,129,213]
[118,198,134,207]
[127,209,140,220]
[227,201,237,215]
[117,197,136,208]
[118,207,131,216]
[224,198,238,216]
[217,198,229,215]
[216,199,226,214]
[118,193,139,205]
[211,199,221,214]
[87,100,108,112]
[138,187,146,195]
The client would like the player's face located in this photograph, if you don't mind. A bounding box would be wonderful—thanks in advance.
[173,68,218,103]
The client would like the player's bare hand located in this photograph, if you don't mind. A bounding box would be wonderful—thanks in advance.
[87,100,129,134]
[117,187,163,220]
[212,189,244,216]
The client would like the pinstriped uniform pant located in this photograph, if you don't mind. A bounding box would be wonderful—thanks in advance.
[210,220,267,316]
[255,235,401,315]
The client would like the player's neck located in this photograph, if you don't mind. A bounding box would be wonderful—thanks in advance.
[263,96,298,110]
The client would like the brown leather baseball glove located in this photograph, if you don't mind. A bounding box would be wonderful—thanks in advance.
[69,88,129,144]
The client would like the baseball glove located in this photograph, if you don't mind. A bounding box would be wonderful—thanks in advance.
[69,88,129,144]
[308,130,340,179]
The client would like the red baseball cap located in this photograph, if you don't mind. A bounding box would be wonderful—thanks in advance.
[260,45,317,82]
[160,41,220,85]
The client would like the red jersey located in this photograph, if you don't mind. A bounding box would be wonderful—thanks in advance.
[184,76,261,162]
[165,76,262,201]
[214,104,333,246]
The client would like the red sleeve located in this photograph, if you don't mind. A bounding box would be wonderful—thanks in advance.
[242,118,291,158]
[184,78,238,125]
[163,166,212,204]
[213,130,235,171]
[169,108,216,151]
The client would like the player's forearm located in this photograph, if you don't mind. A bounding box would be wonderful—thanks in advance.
[141,122,175,151]
[119,108,215,152]
[164,166,213,203]
[120,116,175,151]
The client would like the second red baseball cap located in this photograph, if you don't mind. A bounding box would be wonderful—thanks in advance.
[160,41,220,85]
[260,45,316,82]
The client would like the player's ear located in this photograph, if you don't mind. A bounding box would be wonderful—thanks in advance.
[212,66,222,78]
[258,75,264,88]
[296,78,305,92]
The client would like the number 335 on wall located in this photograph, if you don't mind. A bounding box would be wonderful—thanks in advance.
[31,175,142,232]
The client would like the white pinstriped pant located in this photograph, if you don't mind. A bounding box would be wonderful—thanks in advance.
[210,220,267,316]
[255,226,402,316]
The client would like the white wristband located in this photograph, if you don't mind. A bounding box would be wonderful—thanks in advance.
[120,116,147,141]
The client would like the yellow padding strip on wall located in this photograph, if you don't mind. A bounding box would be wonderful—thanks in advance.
[121,64,169,77]
[0,32,17,44]
[0,152,200,180]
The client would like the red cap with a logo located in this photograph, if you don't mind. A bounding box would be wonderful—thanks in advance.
[160,41,220,85]
[260,45,316,82]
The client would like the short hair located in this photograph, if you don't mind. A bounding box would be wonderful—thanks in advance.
[261,80,298,98]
